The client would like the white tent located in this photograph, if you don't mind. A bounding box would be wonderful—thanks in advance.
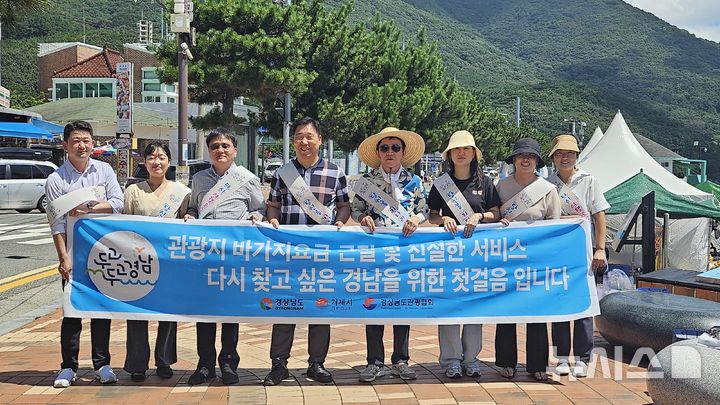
[578,111,713,271]
[578,126,603,161]
[578,111,712,201]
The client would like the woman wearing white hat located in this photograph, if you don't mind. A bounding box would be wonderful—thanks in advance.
[495,137,561,381]
[428,130,501,378]
[351,127,428,382]
[547,134,609,378]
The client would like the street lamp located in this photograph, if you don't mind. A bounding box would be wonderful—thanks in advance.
[563,118,587,148]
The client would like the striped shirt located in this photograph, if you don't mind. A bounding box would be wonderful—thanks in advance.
[268,158,349,225]
[351,167,428,226]
[46,158,124,235]
[186,163,266,220]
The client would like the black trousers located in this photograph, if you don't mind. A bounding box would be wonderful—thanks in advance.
[269,324,330,367]
[551,317,594,363]
[60,280,111,371]
[195,322,239,370]
[366,325,410,366]
[494,323,548,373]
[124,320,177,373]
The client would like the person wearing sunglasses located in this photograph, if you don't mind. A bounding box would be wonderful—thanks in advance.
[183,128,265,386]
[351,127,428,382]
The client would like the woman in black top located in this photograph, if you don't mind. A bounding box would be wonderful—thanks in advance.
[428,130,501,378]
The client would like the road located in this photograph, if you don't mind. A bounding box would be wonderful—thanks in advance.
[0,211,61,334]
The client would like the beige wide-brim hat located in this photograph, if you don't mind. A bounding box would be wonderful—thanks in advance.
[549,134,580,157]
[358,127,425,169]
[442,130,482,162]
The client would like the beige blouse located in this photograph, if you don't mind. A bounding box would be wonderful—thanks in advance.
[496,175,561,221]
[123,181,190,218]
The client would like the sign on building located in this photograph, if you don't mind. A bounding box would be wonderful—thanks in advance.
[116,62,133,134]
[0,85,10,108]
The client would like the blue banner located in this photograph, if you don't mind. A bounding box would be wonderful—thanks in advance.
[65,215,599,324]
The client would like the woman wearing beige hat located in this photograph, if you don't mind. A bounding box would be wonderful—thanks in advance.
[351,127,428,382]
[495,137,561,381]
[428,130,501,378]
[547,134,609,378]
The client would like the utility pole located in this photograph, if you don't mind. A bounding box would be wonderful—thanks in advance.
[515,96,520,127]
[171,0,193,184]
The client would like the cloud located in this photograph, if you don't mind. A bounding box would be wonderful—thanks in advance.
[624,0,720,42]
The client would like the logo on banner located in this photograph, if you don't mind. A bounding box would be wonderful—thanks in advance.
[260,298,273,310]
[315,297,328,308]
[86,231,159,301]
[363,297,377,310]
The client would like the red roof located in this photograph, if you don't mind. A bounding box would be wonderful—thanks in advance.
[53,48,124,78]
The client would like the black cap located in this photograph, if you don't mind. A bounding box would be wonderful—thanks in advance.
[504,138,546,168]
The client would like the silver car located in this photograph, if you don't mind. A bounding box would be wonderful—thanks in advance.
[0,159,57,213]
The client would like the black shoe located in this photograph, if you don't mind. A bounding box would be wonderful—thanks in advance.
[156,366,173,379]
[263,364,290,386]
[220,364,239,385]
[188,366,216,385]
[306,363,333,383]
[131,372,146,382]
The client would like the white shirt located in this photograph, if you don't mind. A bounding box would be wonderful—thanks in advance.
[548,168,610,215]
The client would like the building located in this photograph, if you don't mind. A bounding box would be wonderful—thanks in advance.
[38,42,177,104]
[635,133,707,184]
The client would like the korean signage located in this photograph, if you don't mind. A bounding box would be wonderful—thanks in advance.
[116,62,133,134]
[64,216,599,324]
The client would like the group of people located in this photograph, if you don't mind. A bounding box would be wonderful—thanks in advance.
[46,118,608,388]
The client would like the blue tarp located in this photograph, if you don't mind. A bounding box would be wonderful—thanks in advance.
[30,117,64,136]
[0,122,53,140]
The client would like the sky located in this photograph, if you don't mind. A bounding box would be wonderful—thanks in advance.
[624,0,720,42]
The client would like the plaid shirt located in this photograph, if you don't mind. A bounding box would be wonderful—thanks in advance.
[268,158,350,225]
[351,167,428,226]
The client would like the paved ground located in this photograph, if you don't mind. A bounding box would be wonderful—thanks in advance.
[0,311,654,404]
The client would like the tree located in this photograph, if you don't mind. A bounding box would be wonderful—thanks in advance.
[156,0,317,130]
[0,0,49,28]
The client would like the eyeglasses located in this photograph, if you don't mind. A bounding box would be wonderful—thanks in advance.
[209,143,233,151]
[378,144,402,153]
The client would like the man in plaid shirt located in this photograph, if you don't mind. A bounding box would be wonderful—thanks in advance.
[263,117,351,386]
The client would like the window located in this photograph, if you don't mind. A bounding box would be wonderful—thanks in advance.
[10,165,32,180]
[142,69,158,79]
[166,84,176,92]
[85,83,99,98]
[143,83,161,92]
[69,83,83,98]
[0,165,6,179]
[144,96,154,102]
[33,165,55,178]
[99,83,113,97]
[55,83,69,99]
[167,97,175,103]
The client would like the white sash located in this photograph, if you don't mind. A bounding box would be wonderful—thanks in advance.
[277,162,333,225]
[198,165,256,218]
[500,177,555,221]
[433,173,474,225]
[547,173,591,221]
[149,182,191,218]
[46,186,106,226]
[353,177,411,227]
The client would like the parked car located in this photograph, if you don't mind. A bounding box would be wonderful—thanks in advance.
[125,160,211,188]
[263,161,282,182]
[0,159,58,213]
[0,147,52,161]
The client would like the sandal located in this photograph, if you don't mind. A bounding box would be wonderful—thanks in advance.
[499,367,515,378]
[533,371,548,381]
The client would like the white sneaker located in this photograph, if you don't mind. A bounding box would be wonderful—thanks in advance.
[572,361,588,378]
[555,361,571,376]
[95,365,118,384]
[53,368,76,388]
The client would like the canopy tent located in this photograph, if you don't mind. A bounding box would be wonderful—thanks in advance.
[0,122,53,140]
[30,117,64,136]
[605,172,720,219]
[696,180,720,203]
[578,126,603,161]
[578,111,712,201]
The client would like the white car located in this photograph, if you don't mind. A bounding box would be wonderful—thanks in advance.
[264,162,282,182]
[0,159,57,213]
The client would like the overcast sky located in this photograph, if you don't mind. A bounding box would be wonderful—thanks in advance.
[624,1,720,42]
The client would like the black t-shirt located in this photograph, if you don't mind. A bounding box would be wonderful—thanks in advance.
[428,173,502,223]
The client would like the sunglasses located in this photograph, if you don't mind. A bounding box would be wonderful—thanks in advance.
[379,144,402,153]
[209,143,233,151]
